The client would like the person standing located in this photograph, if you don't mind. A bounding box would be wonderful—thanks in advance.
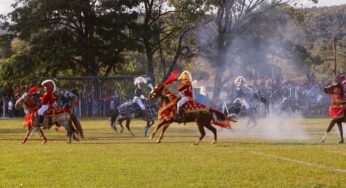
[8,98,14,117]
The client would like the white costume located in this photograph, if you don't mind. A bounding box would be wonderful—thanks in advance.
[233,76,251,110]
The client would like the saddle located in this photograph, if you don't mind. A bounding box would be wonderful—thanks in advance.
[158,99,208,121]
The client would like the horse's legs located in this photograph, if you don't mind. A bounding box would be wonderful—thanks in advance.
[194,123,206,145]
[118,117,126,133]
[336,122,344,144]
[125,118,134,136]
[322,119,337,143]
[149,120,167,140]
[21,128,33,144]
[204,124,217,144]
[62,117,73,144]
[157,124,170,143]
[35,126,47,144]
[144,120,153,137]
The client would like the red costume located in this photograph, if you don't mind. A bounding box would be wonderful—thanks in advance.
[40,90,54,107]
[324,82,346,121]
[178,81,193,98]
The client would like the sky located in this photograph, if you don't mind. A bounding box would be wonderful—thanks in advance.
[0,0,345,15]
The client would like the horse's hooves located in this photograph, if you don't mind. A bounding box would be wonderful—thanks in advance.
[130,133,135,137]
[20,141,26,144]
[193,142,200,145]
[156,140,161,143]
[321,139,326,144]
[339,140,344,144]
[211,141,216,144]
[149,136,154,140]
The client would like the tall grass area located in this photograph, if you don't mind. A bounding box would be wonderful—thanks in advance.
[0,118,345,187]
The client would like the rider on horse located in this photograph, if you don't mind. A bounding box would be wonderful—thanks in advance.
[177,71,194,121]
[38,79,56,125]
[233,76,251,110]
[133,77,153,115]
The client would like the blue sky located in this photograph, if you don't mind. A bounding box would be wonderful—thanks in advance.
[0,0,345,15]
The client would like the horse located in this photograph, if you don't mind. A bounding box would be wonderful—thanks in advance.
[110,99,157,137]
[147,84,235,144]
[15,92,83,144]
[321,83,344,144]
[221,92,266,129]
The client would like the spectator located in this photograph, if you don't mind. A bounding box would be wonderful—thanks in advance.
[8,98,14,117]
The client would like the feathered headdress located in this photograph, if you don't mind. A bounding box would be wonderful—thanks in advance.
[178,71,192,82]
[234,76,246,84]
[42,79,56,92]
[134,77,147,86]
[163,70,180,85]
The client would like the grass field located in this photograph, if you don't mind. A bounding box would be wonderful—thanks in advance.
[0,117,345,187]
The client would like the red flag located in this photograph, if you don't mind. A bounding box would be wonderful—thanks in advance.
[163,70,180,85]
[27,86,40,96]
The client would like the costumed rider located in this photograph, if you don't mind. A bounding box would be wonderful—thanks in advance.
[177,71,193,118]
[38,79,56,125]
[233,76,251,110]
[133,77,153,114]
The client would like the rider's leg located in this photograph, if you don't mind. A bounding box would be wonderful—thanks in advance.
[177,97,189,114]
[242,99,250,110]
[177,97,189,123]
[135,98,145,110]
[38,105,49,124]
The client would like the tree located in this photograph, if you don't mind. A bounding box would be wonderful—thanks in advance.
[133,0,202,82]
[8,0,139,76]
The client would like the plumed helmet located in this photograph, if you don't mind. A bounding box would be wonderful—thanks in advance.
[41,79,56,92]
[134,76,147,86]
[234,76,246,84]
[335,74,345,84]
[178,71,192,82]
[27,85,40,96]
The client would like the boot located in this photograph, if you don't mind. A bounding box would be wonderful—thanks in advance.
[177,109,185,124]
[39,115,44,124]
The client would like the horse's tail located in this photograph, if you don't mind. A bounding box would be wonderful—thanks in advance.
[71,113,84,138]
[209,108,237,129]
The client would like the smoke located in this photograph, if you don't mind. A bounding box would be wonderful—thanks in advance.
[217,113,310,140]
[194,5,307,84]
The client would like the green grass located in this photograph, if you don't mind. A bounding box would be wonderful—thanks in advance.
[0,118,346,187]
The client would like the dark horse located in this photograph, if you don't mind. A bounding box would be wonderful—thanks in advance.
[110,99,157,136]
[221,93,267,129]
[321,83,344,144]
[148,84,235,144]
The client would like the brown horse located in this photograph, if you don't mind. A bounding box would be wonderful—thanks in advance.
[148,84,235,144]
[15,92,83,144]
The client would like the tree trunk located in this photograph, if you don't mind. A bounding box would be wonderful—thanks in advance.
[144,39,155,84]
[212,64,226,100]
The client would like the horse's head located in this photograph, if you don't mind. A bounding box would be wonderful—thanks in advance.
[148,84,165,100]
[15,92,28,110]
